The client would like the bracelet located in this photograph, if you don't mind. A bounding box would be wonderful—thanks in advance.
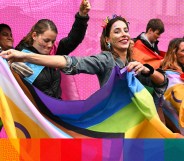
[141,64,154,77]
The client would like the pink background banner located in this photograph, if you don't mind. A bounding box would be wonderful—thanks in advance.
[1,0,184,99]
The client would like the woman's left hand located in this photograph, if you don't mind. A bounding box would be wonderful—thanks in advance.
[127,61,150,75]
[79,0,91,16]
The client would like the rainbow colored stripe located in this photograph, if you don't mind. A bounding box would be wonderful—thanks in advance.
[0,57,183,160]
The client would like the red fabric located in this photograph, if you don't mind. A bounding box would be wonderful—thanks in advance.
[132,40,164,69]
[159,50,166,57]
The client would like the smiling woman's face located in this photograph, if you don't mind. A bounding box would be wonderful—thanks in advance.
[0,28,14,50]
[106,20,130,52]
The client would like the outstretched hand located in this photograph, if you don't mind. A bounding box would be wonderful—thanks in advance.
[0,49,27,64]
[79,0,91,16]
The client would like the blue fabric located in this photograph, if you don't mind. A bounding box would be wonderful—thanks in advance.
[22,49,45,84]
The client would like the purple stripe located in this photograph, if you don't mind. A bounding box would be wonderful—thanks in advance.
[102,139,123,161]
[15,122,31,138]
[171,91,182,103]
[34,67,118,115]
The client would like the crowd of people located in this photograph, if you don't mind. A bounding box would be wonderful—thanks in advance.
[0,0,184,134]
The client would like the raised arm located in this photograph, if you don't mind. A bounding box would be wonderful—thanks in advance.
[56,0,91,55]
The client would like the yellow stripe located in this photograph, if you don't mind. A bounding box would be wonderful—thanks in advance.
[125,116,181,138]
[0,88,17,138]
[0,87,49,138]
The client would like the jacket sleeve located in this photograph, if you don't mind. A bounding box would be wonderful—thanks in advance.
[61,52,115,76]
[56,12,89,55]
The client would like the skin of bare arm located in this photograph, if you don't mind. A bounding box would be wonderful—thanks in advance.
[0,49,164,85]
[0,49,67,68]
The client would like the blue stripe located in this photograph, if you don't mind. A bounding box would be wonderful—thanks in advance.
[57,71,132,128]
[124,139,164,161]
[33,67,146,128]
[163,108,179,129]
[165,70,180,75]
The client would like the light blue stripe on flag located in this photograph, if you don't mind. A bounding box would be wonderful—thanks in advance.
[22,49,45,84]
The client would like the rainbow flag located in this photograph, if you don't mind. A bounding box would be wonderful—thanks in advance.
[0,57,181,139]
[132,40,164,69]
[0,138,184,161]
[0,57,183,160]
[162,70,184,134]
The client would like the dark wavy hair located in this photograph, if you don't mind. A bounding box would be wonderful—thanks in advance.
[100,16,132,61]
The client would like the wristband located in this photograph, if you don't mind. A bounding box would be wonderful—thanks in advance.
[141,64,154,77]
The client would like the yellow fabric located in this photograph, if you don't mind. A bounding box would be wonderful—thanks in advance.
[164,84,184,127]
[0,87,49,138]
[0,88,17,138]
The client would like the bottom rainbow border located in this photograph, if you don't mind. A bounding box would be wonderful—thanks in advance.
[0,138,184,161]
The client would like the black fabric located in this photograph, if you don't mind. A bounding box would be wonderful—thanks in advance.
[56,12,89,55]
[16,45,62,99]
[33,67,61,99]
[0,118,2,131]
[15,12,89,99]
[141,64,154,77]
[134,32,160,54]
[181,65,184,72]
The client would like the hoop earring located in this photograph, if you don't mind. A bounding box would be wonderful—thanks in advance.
[107,42,111,49]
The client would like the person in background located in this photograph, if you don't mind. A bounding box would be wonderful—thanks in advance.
[160,38,184,133]
[132,18,165,69]
[0,15,168,107]
[12,0,91,99]
[161,38,184,72]
[0,23,14,50]
[0,23,14,133]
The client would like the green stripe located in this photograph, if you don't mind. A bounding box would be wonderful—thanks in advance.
[132,88,157,120]
[165,139,184,161]
[0,118,2,129]
[145,85,154,95]
[88,102,144,132]
[88,88,157,133]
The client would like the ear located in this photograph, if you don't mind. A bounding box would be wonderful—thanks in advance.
[105,37,110,44]
[148,28,153,33]
[32,32,37,40]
